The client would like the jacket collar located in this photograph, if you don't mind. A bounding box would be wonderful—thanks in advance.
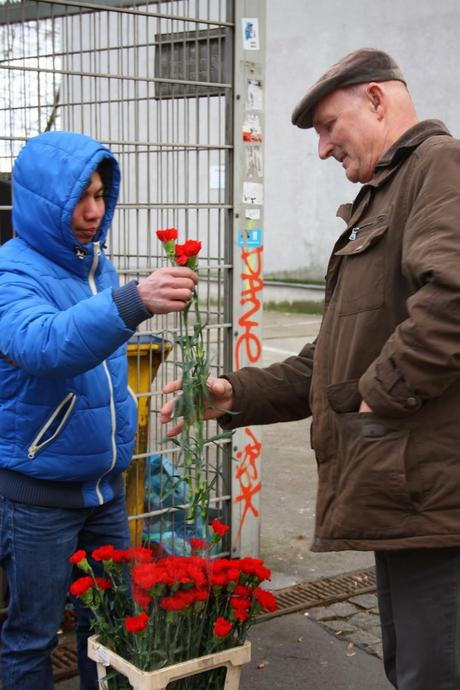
[374,119,451,173]
[336,120,452,228]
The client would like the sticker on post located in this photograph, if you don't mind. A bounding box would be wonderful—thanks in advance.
[238,228,262,248]
[245,208,260,220]
[247,79,263,110]
[242,181,263,205]
[242,18,259,50]
[246,145,263,178]
[242,113,263,143]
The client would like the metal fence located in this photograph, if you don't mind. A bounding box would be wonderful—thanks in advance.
[0,0,237,555]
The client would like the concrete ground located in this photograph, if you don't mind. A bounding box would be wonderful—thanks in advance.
[55,310,387,690]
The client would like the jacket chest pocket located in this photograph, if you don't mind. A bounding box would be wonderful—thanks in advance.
[334,216,388,316]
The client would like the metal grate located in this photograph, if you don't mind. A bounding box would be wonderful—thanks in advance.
[257,566,377,623]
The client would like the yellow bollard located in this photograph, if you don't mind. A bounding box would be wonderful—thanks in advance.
[126,335,172,546]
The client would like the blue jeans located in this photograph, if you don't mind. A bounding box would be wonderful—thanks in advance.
[0,493,130,690]
[375,548,460,690]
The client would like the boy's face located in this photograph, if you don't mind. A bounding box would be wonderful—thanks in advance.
[71,171,105,244]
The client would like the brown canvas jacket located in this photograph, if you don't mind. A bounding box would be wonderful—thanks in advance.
[225,119,460,551]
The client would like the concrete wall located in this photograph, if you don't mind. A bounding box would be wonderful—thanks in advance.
[264,0,460,279]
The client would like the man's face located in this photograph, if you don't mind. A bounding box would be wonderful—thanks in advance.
[312,87,384,184]
[71,171,105,244]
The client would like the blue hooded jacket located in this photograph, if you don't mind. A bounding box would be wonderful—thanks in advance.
[0,131,144,508]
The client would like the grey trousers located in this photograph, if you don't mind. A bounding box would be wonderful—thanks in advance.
[375,548,460,690]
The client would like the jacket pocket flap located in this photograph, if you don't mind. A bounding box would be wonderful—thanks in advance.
[327,379,361,413]
[335,218,388,256]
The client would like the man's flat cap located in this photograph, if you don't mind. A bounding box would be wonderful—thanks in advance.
[291,48,406,129]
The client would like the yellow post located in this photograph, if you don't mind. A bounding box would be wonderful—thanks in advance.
[126,335,172,546]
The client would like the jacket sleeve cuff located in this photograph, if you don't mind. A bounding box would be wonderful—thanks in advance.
[359,357,422,417]
[112,281,152,330]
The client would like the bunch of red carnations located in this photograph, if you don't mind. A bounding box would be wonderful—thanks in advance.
[156,228,232,528]
[69,521,277,689]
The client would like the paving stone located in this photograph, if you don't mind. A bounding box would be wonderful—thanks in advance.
[348,593,379,610]
[349,629,382,650]
[348,611,381,631]
[320,619,355,635]
[308,601,359,620]
[369,623,383,637]
[371,642,384,659]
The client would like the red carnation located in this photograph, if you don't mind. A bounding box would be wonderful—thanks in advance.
[211,573,227,587]
[193,588,209,603]
[211,519,229,537]
[129,547,154,564]
[226,567,242,583]
[92,545,115,561]
[112,549,130,563]
[255,588,277,612]
[69,550,87,565]
[175,253,188,265]
[69,576,95,598]
[125,611,149,634]
[230,597,251,611]
[214,616,233,638]
[160,595,189,612]
[234,584,253,597]
[95,578,112,591]
[133,583,153,610]
[156,228,178,242]
[175,239,201,257]
[189,538,207,552]
[175,239,202,269]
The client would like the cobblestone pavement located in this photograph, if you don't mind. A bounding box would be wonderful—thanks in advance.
[306,592,383,660]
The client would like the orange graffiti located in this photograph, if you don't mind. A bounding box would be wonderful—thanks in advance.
[233,244,264,530]
[235,245,264,371]
[234,427,262,532]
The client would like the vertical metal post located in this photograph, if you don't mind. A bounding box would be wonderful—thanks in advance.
[231,0,266,557]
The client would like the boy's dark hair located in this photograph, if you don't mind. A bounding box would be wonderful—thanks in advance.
[96,158,113,194]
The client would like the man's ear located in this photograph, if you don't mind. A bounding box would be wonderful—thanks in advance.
[366,83,385,119]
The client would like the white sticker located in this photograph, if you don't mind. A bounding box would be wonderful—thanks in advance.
[209,164,225,189]
[243,181,263,205]
[247,79,263,110]
[242,18,260,50]
[94,646,111,667]
[246,145,263,178]
[245,208,260,220]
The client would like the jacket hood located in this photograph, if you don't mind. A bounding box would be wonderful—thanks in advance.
[12,131,120,276]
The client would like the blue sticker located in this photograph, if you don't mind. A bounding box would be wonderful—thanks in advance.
[238,228,262,248]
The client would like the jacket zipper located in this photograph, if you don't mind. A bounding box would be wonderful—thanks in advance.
[348,217,385,241]
[88,242,118,505]
[28,392,77,459]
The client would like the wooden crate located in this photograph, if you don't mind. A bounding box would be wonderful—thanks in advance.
[88,636,251,690]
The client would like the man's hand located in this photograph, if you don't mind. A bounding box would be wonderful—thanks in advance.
[359,400,373,413]
[160,376,234,437]
[137,267,198,314]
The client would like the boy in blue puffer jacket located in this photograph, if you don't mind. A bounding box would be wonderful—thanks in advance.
[0,131,197,690]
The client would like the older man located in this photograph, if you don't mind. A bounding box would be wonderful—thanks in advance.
[162,49,460,689]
